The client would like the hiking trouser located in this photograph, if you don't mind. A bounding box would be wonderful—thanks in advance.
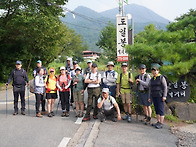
[35,93,44,114]
[152,97,164,116]
[41,93,46,111]
[99,107,116,119]
[85,87,100,117]
[59,91,70,111]
[13,91,25,112]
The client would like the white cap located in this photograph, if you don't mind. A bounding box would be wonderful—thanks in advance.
[107,61,114,67]
[67,57,72,61]
[60,66,65,70]
[75,66,81,71]
[102,88,109,93]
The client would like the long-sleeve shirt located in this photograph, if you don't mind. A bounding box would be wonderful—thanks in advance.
[34,74,45,94]
[7,68,29,86]
[103,70,118,86]
[138,73,151,91]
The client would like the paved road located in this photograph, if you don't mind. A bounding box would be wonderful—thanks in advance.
[0,86,179,147]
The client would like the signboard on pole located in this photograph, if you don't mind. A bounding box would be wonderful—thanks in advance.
[116,16,129,62]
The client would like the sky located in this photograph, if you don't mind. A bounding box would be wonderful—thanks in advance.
[65,0,196,21]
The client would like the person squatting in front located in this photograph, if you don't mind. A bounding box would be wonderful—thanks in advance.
[56,66,71,117]
[34,68,46,117]
[148,65,167,129]
[6,60,29,115]
[116,63,134,123]
[97,88,121,122]
[102,61,118,99]
[72,66,85,117]
[45,68,58,117]
[135,64,152,125]
[83,63,101,121]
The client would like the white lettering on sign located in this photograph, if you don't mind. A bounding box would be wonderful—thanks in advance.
[116,16,128,62]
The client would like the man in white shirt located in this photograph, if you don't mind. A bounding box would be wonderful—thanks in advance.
[83,63,101,121]
[102,61,118,98]
[97,88,121,122]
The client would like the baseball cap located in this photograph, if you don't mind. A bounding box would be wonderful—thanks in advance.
[67,57,72,61]
[73,61,78,65]
[121,62,128,67]
[102,88,109,93]
[16,60,22,65]
[87,60,92,64]
[107,61,114,67]
[92,63,97,67]
[75,66,81,71]
[139,64,146,69]
[49,68,55,72]
[60,66,65,70]
[151,65,159,70]
[37,60,42,64]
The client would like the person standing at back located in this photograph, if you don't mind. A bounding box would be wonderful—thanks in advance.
[116,63,134,123]
[33,60,48,115]
[102,61,118,99]
[65,57,73,74]
[84,60,92,78]
[148,65,167,129]
[135,64,152,124]
[56,66,71,117]
[83,63,101,121]
[5,61,29,115]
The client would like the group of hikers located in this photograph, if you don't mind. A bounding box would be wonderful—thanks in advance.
[5,58,167,129]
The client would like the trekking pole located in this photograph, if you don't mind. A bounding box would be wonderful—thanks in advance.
[6,87,8,117]
[56,98,61,114]
[136,84,139,123]
[27,86,30,115]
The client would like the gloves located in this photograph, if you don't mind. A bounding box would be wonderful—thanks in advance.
[47,88,51,92]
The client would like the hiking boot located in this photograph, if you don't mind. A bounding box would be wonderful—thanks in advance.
[51,111,55,116]
[61,112,66,117]
[145,117,151,125]
[65,111,69,117]
[111,117,117,122]
[36,112,43,118]
[127,115,132,123]
[93,115,98,119]
[152,122,160,127]
[41,111,48,115]
[122,114,128,120]
[82,116,90,122]
[155,123,163,129]
[13,112,18,115]
[75,111,80,117]
[48,113,53,117]
[21,111,26,115]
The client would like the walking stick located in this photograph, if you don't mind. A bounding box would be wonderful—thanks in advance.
[136,84,139,123]
[27,86,30,115]
[56,98,61,114]
[6,87,8,117]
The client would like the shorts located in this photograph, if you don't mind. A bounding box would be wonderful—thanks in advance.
[121,92,131,104]
[139,92,152,106]
[46,93,58,99]
[73,91,84,103]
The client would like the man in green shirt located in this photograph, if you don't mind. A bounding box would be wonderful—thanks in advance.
[116,63,134,122]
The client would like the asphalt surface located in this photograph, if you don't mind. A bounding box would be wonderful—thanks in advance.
[0,84,179,147]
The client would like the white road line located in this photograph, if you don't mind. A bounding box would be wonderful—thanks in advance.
[58,137,71,147]
[0,102,13,105]
[75,117,84,125]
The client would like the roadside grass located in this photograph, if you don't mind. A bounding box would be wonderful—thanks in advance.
[165,114,179,123]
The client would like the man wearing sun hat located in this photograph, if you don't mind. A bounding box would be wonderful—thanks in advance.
[102,61,118,99]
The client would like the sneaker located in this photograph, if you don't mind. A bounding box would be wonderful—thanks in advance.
[65,111,69,117]
[75,111,80,117]
[48,113,52,117]
[51,111,55,116]
[13,112,18,115]
[21,111,26,115]
[155,123,163,129]
[93,115,98,119]
[36,112,43,118]
[152,122,160,126]
[127,115,132,123]
[145,117,151,125]
[79,111,84,118]
[122,114,128,120]
[41,111,48,115]
[61,112,66,117]
[82,116,90,122]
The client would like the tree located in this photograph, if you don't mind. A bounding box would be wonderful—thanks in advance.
[96,22,117,63]
[126,10,196,101]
